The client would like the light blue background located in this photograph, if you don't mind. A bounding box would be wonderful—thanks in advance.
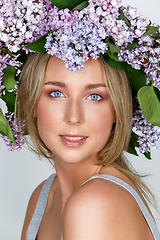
[0,0,160,239]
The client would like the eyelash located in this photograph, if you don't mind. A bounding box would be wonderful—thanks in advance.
[49,90,103,101]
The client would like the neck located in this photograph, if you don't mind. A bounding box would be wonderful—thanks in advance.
[54,156,102,208]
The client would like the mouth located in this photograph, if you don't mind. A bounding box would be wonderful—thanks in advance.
[60,135,88,147]
[61,135,87,141]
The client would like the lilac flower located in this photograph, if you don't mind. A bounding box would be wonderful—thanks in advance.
[41,2,79,32]
[120,5,148,38]
[0,0,79,53]
[0,0,47,52]
[0,113,25,151]
[0,0,160,155]
[118,35,160,89]
[88,0,122,18]
[0,47,21,96]
[132,103,160,153]
[45,17,109,72]
[78,0,132,47]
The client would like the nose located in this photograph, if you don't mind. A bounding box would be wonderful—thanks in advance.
[64,98,84,125]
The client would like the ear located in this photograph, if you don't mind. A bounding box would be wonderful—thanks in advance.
[113,116,116,123]
[34,108,37,118]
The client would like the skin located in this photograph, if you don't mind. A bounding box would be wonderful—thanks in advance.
[21,56,154,240]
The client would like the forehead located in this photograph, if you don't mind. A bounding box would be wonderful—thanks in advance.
[44,56,106,85]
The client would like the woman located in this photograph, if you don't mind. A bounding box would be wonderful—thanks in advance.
[0,0,160,239]
[17,52,160,240]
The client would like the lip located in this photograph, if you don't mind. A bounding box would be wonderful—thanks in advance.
[60,134,88,148]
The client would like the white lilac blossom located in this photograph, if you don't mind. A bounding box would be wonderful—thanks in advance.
[0,113,25,151]
[132,106,160,153]
[0,0,79,52]
[45,17,109,72]
[87,0,122,19]
[120,6,148,38]
[0,0,48,52]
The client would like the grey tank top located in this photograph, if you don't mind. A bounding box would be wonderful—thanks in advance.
[26,173,160,240]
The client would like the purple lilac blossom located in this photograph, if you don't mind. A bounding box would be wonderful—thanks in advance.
[118,35,160,89]
[79,0,132,47]
[45,16,109,72]
[0,113,25,151]
[41,2,79,32]
[132,106,160,153]
[45,0,152,71]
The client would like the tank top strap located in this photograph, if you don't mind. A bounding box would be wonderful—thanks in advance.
[81,174,160,240]
[26,173,56,240]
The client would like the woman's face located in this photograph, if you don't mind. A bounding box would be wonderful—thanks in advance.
[35,56,115,164]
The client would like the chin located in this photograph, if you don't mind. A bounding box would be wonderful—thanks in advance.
[53,151,95,165]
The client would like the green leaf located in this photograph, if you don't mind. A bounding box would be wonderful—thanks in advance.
[74,1,88,10]
[1,47,11,55]
[25,34,48,53]
[17,49,28,64]
[2,66,17,91]
[144,151,151,160]
[127,131,151,159]
[127,43,138,50]
[103,53,135,72]
[26,30,57,52]
[2,92,16,113]
[126,69,146,96]
[137,85,160,127]
[103,54,146,96]
[143,25,159,36]
[127,131,139,156]
[118,9,131,27]
[107,39,120,54]
[106,51,121,62]
[49,0,87,9]
[0,108,15,145]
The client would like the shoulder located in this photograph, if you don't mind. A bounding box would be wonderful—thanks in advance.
[20,174,57,240]
[64,177,136,215]
[20,180,45,240]
[65,176,136,209]
[63,177,150,240]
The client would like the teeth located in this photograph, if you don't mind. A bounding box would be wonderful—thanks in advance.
[62,136,86,141]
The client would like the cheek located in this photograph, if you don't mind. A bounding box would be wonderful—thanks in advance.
[86,105,115,134]
[36,99,63,125]
[85,107,114,155]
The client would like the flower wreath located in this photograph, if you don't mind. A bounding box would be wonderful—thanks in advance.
[0,0,160,159]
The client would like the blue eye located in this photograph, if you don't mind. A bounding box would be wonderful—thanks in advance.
[50,90,64,98]
[88,94,103,101]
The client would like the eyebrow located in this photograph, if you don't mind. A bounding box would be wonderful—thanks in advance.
[44,81,106,89]
[85,83,106,89]
[44,81,66,87]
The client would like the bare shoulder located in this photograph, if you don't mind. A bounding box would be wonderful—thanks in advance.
[63,177,152,240]
[20,180,46,240]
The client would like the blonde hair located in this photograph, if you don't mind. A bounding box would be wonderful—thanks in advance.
[16,52,156,206]
[97,57,155,205]
[16,53,52,159]
[97,56,132,165]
